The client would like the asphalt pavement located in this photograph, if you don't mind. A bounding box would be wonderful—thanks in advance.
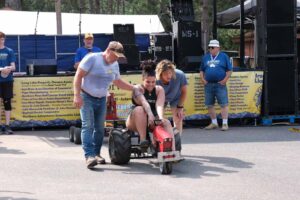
[1,125,300,200]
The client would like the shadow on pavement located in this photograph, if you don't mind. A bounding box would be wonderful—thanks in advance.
[183,126,300,144]
[0,190,35,200]
[0,142,25,155]
[171,154,254,179]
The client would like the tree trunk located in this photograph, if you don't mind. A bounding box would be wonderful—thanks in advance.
[5,0,22,10]
[55,0,62,34]
[94,0,100,14]
[88,0,94,13]
[201,0,210,53]
[108,0,113,14]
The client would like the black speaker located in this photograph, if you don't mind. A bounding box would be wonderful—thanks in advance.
[179,56,201,72]
[170,0,194,22]
[267,26,295,55]
[172,21,204,71]
[113,24,135,44]
[140,50,154,61]
[26,59,57,75]
[151,33,173,62]
[266,0,295,24]
[119,44,140,72]
[257,0,298,115]
[264,58,297,115]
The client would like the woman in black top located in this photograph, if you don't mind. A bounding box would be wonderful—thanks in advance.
[126,60,174,148]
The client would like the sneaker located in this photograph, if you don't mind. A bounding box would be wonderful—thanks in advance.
[95,155,106,164]
[86,156,97,169]
[3,125,13,135]
[204,123,219,130]
[221,124,229,131]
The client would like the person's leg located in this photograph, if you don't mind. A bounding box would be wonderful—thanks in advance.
[204,83,218,129]
[93,96,107,157]
[126,106,148,142]
[2,82,13,134]
[80,93,96,158]
[216,84,229,130]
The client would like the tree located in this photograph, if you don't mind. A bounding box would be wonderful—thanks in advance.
[5,0,21,10]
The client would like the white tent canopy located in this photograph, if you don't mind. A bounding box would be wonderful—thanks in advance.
[0,10,165,35]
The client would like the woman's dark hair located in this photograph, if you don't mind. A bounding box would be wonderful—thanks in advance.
[141,60,156,78]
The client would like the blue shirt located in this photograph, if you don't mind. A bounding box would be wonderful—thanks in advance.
[74,46,102,64]
[0,47,16,82]
[79,52,120,98]
[200,51,232,82]
[156,69,188,103]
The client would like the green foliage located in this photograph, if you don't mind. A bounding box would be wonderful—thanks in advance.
[218,29,239,51]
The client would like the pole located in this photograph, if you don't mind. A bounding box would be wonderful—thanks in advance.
[240,0,245,67]
[212,0,217,39]
[55,0,62,35]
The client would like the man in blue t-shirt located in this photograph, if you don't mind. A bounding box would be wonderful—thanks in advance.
[74,33,102,70]
[0,31,16,135]
[200,40,232,131]
[156,59,188,137]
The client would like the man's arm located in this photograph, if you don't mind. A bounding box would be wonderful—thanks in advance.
[200,71,207,85]
[74,62,79,70]
[219,70,232,85]
[177,85,187,107]
[155,86,165,119]
[73,68,87,108]
[113,79,134,91]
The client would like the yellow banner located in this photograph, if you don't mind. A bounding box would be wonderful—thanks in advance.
[12,76,79,122]
[10,71,263,127]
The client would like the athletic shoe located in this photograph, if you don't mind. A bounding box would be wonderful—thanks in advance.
[86,156,97,169]
[95,155,106,164]
[204,123,219,130]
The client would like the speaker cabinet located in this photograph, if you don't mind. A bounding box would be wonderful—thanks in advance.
[151,33,173,62]
[113,24,135,44]
[264,58,297,115]
[257,0,298,115]
[119,44,140,72]
[172,21,203,71]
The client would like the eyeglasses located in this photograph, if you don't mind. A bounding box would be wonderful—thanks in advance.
[208,47,215,50]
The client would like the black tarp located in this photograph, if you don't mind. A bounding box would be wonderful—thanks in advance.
[217,0,300,29]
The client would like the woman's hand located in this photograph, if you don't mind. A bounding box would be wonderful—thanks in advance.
[148,113,156,130]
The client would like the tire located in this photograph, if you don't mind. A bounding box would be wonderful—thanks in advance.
[74,127,82,145]
[109,128,131,165]
[159,162,173,174]
[69,126,75,142]
[174,133,182,151]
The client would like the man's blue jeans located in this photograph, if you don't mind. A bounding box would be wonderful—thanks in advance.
[80,92,106,158]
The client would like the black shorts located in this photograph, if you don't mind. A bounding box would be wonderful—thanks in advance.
[0,81,13,99]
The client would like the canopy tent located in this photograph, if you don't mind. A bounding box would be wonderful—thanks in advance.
[217,0,300,29]
[0,10,164,35]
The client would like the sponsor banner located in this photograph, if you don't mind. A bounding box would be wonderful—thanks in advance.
[10,71,263,127]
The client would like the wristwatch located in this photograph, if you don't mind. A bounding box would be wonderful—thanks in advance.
[177,105,184,108]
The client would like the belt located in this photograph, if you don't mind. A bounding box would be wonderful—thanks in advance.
[81,89,102,99]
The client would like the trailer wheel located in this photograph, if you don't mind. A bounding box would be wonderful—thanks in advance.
[69,126,75,142]
[74,127,82,145]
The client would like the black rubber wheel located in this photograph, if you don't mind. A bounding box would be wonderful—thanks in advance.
[74,127,82,145]
[159,162,173,174]
[108,128,131,165]
[174,133,182,151]
[69,126,75,142]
